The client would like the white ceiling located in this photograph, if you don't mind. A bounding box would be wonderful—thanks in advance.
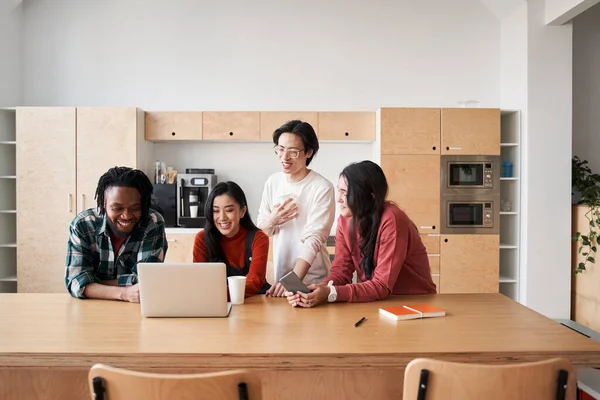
[479,0,526,19]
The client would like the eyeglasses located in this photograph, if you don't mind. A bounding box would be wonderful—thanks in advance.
[274,146,305,159]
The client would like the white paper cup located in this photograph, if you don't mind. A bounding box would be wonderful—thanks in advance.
[227,276,246,305]
[189,205,198,218]
[276,193,297,210]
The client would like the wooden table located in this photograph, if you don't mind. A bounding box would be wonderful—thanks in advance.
[1,293,600,400]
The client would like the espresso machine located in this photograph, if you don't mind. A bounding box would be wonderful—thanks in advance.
[176,169,217,228]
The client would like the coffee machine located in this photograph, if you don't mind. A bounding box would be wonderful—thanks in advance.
[177,169,217,228]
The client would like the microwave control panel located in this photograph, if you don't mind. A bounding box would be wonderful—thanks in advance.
[483,163,494,187]
[484,202,493,226]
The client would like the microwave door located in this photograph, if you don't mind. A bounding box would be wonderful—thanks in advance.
[449,164,484,187]
[449,203,484,226]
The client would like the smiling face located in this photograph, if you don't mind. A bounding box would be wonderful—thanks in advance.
[104,186,142,234]
[276,132,313,182]
[212,193,246,238]
[337,175,352,218]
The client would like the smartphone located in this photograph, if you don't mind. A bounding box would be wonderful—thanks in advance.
[278,270,311,294]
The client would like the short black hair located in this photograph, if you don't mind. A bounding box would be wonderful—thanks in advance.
[95,166,154,218]
[273,120,319,166]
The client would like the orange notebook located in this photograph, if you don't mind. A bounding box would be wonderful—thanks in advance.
[379,304,446,321]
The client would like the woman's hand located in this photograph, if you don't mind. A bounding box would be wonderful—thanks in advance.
[266,282,287,297]
[285,284,330,308]
[269,198,298,228]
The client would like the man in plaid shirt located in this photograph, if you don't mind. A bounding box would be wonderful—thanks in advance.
[65,167,168,302]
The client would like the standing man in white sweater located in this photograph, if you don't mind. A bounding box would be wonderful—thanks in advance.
[257,120,335,297]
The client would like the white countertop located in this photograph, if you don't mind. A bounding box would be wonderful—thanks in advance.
[165,227,202,235]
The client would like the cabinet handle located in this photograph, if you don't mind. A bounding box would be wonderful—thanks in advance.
[229,132,233,136]
[420,225,436,230]
[67,194,72,213]
[171,132,176,136]
[447,146,462,151]
[80,194,85,212]
[444,238,449,243]
[427,253,440,257]
[167,238,178,242]
[344,132,349,137]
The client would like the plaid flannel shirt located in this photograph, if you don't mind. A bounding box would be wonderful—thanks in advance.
[65,208,168,298]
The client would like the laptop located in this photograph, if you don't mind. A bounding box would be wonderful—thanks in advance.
[137,262,232,318]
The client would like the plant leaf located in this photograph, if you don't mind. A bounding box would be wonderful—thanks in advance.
[587,256,595,263]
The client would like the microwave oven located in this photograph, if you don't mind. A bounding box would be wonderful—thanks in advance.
[440,194,499,234]
[441,155,501,195]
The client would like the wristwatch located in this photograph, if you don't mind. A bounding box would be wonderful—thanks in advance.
[327,280,337,302]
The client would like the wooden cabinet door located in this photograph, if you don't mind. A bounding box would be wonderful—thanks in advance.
[381,155,440,234]
[145,111,202,141]
[164,233,196,263]
[16,107,77,293]
[260,112,318,141]
[440,234,499,293]
[317,112,375,140]
[381,108,440,154]
[203,112,260,140]
[76,108,139,213]
[441,108,500,155]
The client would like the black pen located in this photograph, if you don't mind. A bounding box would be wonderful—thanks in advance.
[354,317,367,327]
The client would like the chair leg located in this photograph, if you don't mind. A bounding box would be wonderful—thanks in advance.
[556,370,568,400]
[238,382,248,400]
[417,369,429,400]
[92,377,105,400]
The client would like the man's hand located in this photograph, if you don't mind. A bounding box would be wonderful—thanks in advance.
[120,284,140,303]
[265,282,287,297]
[269,198,298,228]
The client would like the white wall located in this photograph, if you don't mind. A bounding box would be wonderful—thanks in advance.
[21,0,501,109]
[525,0,573,319]
[545,0,600,24]
[0,1,22,107]
[572,3,600,174]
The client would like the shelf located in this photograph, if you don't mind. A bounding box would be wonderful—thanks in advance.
[500,177,519,181]
[500,276,518,283]
[500,244,518,249]
[500,212,518,215]
[500,143,519,147]
[0,244,16,248]
[0,275,16,282]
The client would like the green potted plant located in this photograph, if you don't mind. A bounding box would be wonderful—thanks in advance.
[572,155,600,274]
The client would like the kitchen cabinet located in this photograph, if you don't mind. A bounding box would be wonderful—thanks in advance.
[260,112,318,141]
[381,155,440,234]
[317,112,375,141]
[17,107,150,293]
[145,111,203,141]
[164,233,196,263]
[381,108,440,154]
[203,112,260,140]
[439,234,499,293]
[441,108,500,155]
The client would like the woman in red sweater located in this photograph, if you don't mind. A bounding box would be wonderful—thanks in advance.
[193,181,269,297]
[285,161,436,307]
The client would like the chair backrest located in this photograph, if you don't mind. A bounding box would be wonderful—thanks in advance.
[89,364,262,400]
[403,358,576,400]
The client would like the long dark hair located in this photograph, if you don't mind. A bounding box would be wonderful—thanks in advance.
[95,166,153,219]
[203,181,258,262]
[340,161,388,280]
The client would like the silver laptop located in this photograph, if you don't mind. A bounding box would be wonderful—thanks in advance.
[137,262,232,318]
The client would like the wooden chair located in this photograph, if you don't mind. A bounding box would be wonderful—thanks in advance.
[88,364,262,400]
[403,358,577,400]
